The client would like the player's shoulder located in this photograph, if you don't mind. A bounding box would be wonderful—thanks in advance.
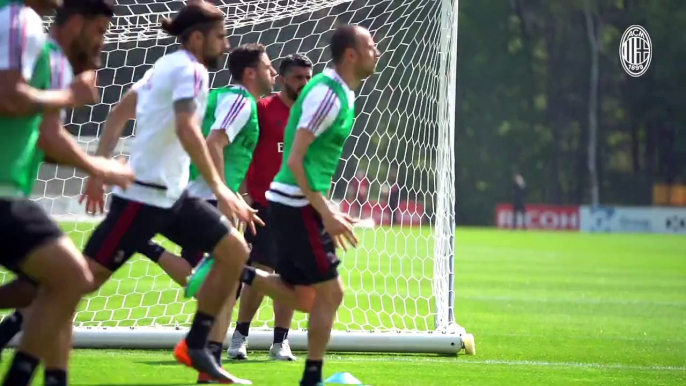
[0,4,45,38]
[0,3,42,23]
[155,50,204,76]
[215,87,252,114]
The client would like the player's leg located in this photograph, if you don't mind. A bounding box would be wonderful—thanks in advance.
[272,292,296,360]
[229,263,271,360]
[303,278,344,386]
[138,240,194,286]
[254,208,297,361]
[0,275,38,309]
[163,195,251,383]
[0,276,38,359]
[269,202,343,386]
[0,199,92,386]
[2,237,93,386]
[229,209,274,360]
[232,203,296,361]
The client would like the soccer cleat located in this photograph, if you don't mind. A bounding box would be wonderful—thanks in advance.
[185,255,214,299]
[175,339,252,384]
[299,382,324,386]
[198,371,248,384]
[227,332,248,360]
[269,340,297,361]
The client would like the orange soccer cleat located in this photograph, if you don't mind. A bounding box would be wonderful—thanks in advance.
[175,339,252,385]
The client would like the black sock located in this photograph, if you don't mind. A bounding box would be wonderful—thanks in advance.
[235,322,250,337]
[2,351,39,386]
[0,310,23,347]
[44,369,67,386]
[186,312,215,349]
[240,266,256,285]
[301,360,323,386]
[274,327,288,344]
[207,341,223,365]
[138,241,165,263]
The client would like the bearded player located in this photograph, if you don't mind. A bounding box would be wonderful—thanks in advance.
[264,25,379,386]
[0,0,99,116]
[78,2,259,383]
[0,1,135,385]
[227,53,313,362]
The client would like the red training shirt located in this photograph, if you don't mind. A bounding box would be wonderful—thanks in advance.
[246,93,290,206]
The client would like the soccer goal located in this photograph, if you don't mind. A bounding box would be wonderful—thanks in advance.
[2,0,471,355]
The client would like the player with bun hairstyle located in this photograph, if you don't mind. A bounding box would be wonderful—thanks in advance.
[78,1,257,383]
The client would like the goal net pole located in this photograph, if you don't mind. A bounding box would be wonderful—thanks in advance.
[2,0,474,355]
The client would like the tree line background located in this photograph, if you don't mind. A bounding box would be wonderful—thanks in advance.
[455,0,685,224]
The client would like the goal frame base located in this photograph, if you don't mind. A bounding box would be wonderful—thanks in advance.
[9,325,473,355]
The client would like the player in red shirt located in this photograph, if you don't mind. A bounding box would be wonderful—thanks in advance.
[227,54,313,362]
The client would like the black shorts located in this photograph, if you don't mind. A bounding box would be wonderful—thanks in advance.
[269,201,340,286]
[84,194,231,272]
[179,199,218,267]
[0,198,64,273]
[245,202,277,270]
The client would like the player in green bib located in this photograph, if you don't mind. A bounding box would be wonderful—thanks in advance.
[254,25,379,386]
[0,1,136,385]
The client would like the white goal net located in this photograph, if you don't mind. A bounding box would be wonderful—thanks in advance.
[2,0,463,354]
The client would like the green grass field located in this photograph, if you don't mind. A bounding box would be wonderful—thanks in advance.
[2,227,685,385]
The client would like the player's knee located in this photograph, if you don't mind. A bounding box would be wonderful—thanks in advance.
[40,238,94,295]
[213,228,250,266]
[138,241,166,264]
[316,279,344,308]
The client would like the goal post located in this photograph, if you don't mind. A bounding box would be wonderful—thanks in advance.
[2,0,473,355]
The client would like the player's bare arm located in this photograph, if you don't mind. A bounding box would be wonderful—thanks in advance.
[287,129,358,249]
[96,88,138,158]
[205,129,229,185]
[38,108,134,189]
[175,98,260,225]
[81,87,138,213]
[0,69,98,116]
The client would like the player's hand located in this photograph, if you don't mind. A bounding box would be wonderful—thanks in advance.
[90,157,135,189]
[323,211,358,251]
[69,70,99,107]
[216,186,264,234]
[79,176,107,215]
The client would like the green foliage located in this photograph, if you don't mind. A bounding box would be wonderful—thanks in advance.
[456,0,685,224]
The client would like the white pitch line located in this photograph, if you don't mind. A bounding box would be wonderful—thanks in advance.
[330,356,686,372]
[457,294,686,307]
[469,359,686,372]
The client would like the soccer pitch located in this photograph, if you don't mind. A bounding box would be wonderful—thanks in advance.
[2,227,685,385]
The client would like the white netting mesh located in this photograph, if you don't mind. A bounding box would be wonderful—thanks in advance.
[2,0,457,335]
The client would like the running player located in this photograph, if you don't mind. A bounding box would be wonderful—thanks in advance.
[179,42,277,384]
[0,1,134,385]
[265,25,379,386]
[77,2,257,383]
[0,0,98,116]
[228,53,313,362]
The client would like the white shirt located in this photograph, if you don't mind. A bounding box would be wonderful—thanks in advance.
[113,50,209,208]
[187,85,253,200]
[266,68,355,207]
[0,4,46,82]
[47,38,74,122]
